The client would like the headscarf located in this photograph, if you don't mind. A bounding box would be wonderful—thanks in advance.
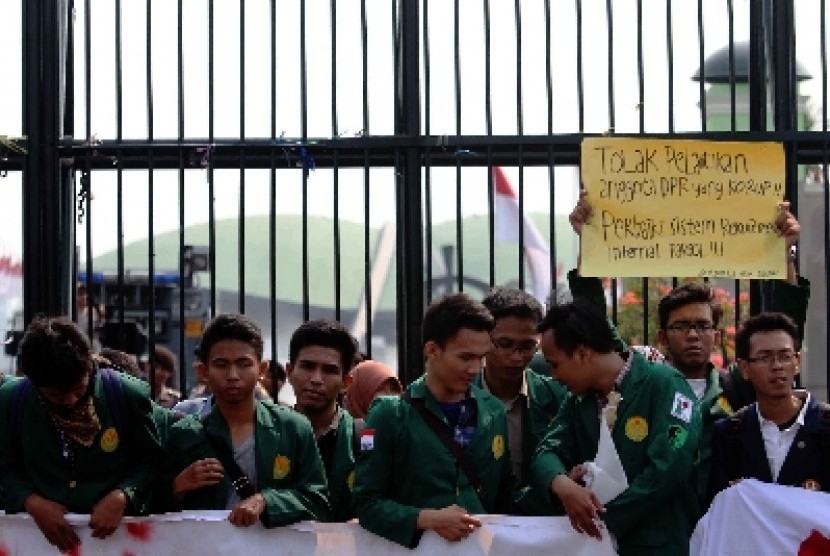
[343,360,401,419]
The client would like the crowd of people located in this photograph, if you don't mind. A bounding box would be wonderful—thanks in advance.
[0,196,826,556]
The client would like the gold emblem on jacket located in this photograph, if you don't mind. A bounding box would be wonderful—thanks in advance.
[492,435,505,459]
[273,455,291,480]
[100,427,119,452]
[625,416,649,442]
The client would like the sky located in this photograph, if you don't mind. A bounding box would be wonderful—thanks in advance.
[0,0,829,260]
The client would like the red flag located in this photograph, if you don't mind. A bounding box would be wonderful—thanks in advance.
[493,167,552,304]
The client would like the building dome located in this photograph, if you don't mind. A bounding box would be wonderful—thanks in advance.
[692,41,811,83]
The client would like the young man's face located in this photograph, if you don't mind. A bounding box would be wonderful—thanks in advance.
[657,302,720,375]
[287,346,346,413]
[425,328,491,396]
[198,340,266,406]
[485,316,539,382]
[540,329,593,395]
[738,330,801,401]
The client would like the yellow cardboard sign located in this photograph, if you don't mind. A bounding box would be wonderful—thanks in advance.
[580,138,786,278]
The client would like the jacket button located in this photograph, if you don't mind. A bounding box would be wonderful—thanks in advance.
[69,480,77,488]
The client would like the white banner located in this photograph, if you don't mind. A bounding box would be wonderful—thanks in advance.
[0,512,616,556]
[692,479,830,555]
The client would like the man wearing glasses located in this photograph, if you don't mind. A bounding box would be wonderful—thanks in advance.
[476,287,568,514]
[568,193,808,511]
[708,312,830,498]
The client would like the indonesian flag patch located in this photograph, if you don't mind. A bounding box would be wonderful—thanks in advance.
[360,429,375,451]
[670,391,694,423]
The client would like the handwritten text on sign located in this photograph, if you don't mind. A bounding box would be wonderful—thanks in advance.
[580,138,786,279]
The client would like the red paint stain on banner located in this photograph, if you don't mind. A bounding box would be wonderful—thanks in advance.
[126,521,153,542]
[799,530,830,556]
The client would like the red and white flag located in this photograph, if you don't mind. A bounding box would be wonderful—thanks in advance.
[692,479,830,555]
[493,167,552,304]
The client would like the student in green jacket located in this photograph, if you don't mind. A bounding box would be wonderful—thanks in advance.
[0,316,161,553]
[354,293,514,548]
[286,318,360,521]
[568,193,808,512]
[164,313,329,527]
[476,286,567,515]
[533,299,700,556]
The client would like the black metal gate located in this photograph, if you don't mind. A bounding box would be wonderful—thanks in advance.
[2,0,829,398]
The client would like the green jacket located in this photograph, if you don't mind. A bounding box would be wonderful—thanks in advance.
[567,270,810,516]
[0,371,161,514]
[353,377,514,548]
[533,352,701,556]
[327,408,359,522]
[473,368,567,515]
[163,400,329,527]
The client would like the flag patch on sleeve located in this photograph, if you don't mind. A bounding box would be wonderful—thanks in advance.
[361,429,375,451]
[670,392,694,423]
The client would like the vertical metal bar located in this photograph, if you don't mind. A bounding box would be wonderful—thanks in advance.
[515,0,523,136]
[636,0,648,342]
[453,0,462,293]
[515,0,524,292]
[331,0,342,321]
[518,156,525,291]
[361,0,369,134]
[144,0,156,388]
[484,0,495,290]
[575,0,584,131]
[114,0,126,352]
[268,0,278,362]
[727,0,737,131]
[605,0,615,131]
[697,0,707,131]
[24,1,72,327]
[395,0,423,384]
[333,154,342,321]
[364,153,372,357]
[207,0,216,317]
[177,0,186,388]
[301,0,310,322]
[748,0,767,316]
[423,0,433,301]
[238,0,246,314]
[666,0,674,132]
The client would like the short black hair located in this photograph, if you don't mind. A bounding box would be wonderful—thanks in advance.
[289,319,356,374]
[481,287,544,323]
[658,282,723,330]
[199,313,264,362]
[153,345,176,372]
[422,293,494,347]
[735,312,799,360]
[537,299,615,355]
[19,316,93,390]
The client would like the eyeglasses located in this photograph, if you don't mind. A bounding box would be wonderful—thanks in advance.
[665,321,717,335]
[491,337,539,355]
[746,352,798,367]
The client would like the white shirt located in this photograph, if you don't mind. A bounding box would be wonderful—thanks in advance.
[756,392,810,483]
[687,378,707,401]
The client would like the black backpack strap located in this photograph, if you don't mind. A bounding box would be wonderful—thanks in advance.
[100,367,129,442]
[10,377,33,443]
[200,414,258,503]
[817,403,830,488]
[401,392,486,502]
[725,405,751,483]
[352,417,366,457]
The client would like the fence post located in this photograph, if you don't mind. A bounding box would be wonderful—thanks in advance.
[22,0,75,324]
[395,0,424,385]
